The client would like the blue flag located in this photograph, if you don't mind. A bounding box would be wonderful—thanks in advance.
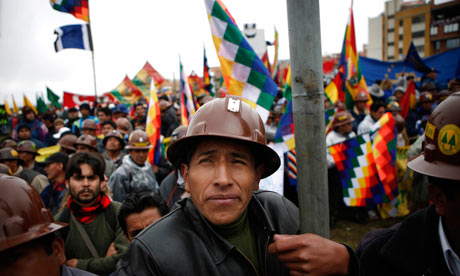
[54,24,93,52]
[404,41,435,74]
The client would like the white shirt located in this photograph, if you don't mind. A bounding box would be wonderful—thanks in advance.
[357,114,376,135]
[439,217,460,276]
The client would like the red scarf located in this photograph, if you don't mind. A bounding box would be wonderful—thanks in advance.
[53,180,65,192]
[67,193,111,224]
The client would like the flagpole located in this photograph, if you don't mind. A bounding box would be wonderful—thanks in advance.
[88,5,98,102]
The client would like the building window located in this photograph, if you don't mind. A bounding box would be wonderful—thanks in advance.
[444,23,459,33]
[446,38,460,49]
[399,48,403,54]
[413,30,425,38]
[430,26,438,35]
[412,15,425,24]
[399,34,403,40]
[388,56,395,60]
[388,14,395,19]
[388,28,395,33]
[388,42,395,46]
[434,41,441,50]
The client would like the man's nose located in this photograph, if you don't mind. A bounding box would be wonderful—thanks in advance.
[213,162,232,187]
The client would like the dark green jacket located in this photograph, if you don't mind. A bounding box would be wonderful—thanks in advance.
[56,201,129,276]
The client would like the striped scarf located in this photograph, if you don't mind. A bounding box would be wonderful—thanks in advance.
[67,193,111,224]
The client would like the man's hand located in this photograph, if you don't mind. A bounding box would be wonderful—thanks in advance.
[66,258,78,268]
[268,234,350,276]
[105,242,118,257]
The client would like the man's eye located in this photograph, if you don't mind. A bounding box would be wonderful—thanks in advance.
[73,175,83,181]
[88,175,98,181]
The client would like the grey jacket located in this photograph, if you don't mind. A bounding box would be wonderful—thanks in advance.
[108,155,158,202]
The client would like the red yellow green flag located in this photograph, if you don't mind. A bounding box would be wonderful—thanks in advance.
[23,95,38,115]
[146,82,162,165]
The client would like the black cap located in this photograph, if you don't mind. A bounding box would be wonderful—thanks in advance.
[17,123,31,131]
[42,152,69,166]
[79,103,91,111]
[69,107,78,112]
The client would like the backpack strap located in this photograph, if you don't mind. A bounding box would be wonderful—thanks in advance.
[58,207,71,241]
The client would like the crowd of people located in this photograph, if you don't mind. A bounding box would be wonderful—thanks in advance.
[0,72,459,276]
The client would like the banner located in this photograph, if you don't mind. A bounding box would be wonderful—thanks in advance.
[63,92,95,109]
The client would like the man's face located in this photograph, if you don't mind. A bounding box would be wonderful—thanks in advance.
[371,106,386,121]
[181,139,263,226]
[2,160,18,173]
[355,101,367,112]
[54,122,64,131]
[106,137,121,151]
[101,124,115,136]
[129,149,149,165]
[18,151,34,165]
[0,238,65,276]
[81,128,95,136]
[98,111,110,122]
[135,105,146,117]
[45,162,63,181]
[80,108,90,117]
[18,128,31,140]
[421,101,433,112]
[25,112,35,121]
[68,111,78,119]
[66,163,101,205]
[76,144,91,153]
[337,122,354,135]
[394,91,404,101]
[125,207,163,241]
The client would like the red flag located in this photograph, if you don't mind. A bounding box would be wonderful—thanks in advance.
[63,92,95,109]
[399,81,417,118]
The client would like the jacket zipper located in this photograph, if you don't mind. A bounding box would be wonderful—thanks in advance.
[236,248,260,276]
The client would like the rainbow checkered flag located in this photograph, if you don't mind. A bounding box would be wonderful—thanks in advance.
[328,134,385,206]
[287,149,297,188]
[204,0,278,122]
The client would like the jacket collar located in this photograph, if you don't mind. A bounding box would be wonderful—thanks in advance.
[181,194,275,265]
[380,205,451,275]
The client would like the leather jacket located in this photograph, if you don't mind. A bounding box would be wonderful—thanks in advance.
[115,190,299,276]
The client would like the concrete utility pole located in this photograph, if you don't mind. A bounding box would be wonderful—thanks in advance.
[286,0,329,237]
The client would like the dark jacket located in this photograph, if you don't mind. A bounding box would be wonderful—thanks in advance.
[115,190,299,276]
[159,170,185,208]
[62,265,97,276]
[356,205,453,276]
[160,106,179,137]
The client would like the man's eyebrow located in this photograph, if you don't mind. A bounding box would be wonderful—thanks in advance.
[231,152,250,160]
[197,149,217,157]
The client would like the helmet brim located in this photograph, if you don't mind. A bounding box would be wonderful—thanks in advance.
[407,153,460,181]
[167,135,280,179]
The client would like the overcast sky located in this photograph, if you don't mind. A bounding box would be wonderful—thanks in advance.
[0,0,389,106]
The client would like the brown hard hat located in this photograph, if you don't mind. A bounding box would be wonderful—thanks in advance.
[1,139,17,149]
[103,130,125,148]
[0,163,11,175]
[58,134,78,152]
[171,126,188,144]
[332,111,355,128]
[407,92,460,181]
[354,91,369,102]
[394,113,405,133]
[419,92,434,103]
[82,119,98,130]
[116,117,131,133]
[17,140,38,155]
[437,89,452,103]
[167,96,280,179]
[386,101,401,112]
[0,147,21,162]
[0,175,67,251]
[126,130,152,150]
[75,134,97,151]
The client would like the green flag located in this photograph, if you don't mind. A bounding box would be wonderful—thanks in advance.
[36,96,47,114]
[47,87,62,108]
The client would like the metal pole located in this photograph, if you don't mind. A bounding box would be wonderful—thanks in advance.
[88,5,97,99]
[286,0,329,237]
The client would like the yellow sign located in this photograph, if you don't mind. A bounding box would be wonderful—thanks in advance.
[437,124,460,156]
[425,122,435,140]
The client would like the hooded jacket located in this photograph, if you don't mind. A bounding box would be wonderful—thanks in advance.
[108,155,158,202]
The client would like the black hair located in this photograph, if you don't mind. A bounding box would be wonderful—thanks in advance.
[65,152,105,180]
[118,191,169,235]
[0,232,59,264]
[428,176,460,201]
[97,107,112,116]
[370,101,386,112]
[101,120,116,129]
[17,124,31,131]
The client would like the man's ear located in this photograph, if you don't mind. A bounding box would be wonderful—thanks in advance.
[57,163,63,171]
[65,179,70,190]
[254,164,264,191]
[428,184,448,217]
[181,164,189,192]
[53,237,66,265]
